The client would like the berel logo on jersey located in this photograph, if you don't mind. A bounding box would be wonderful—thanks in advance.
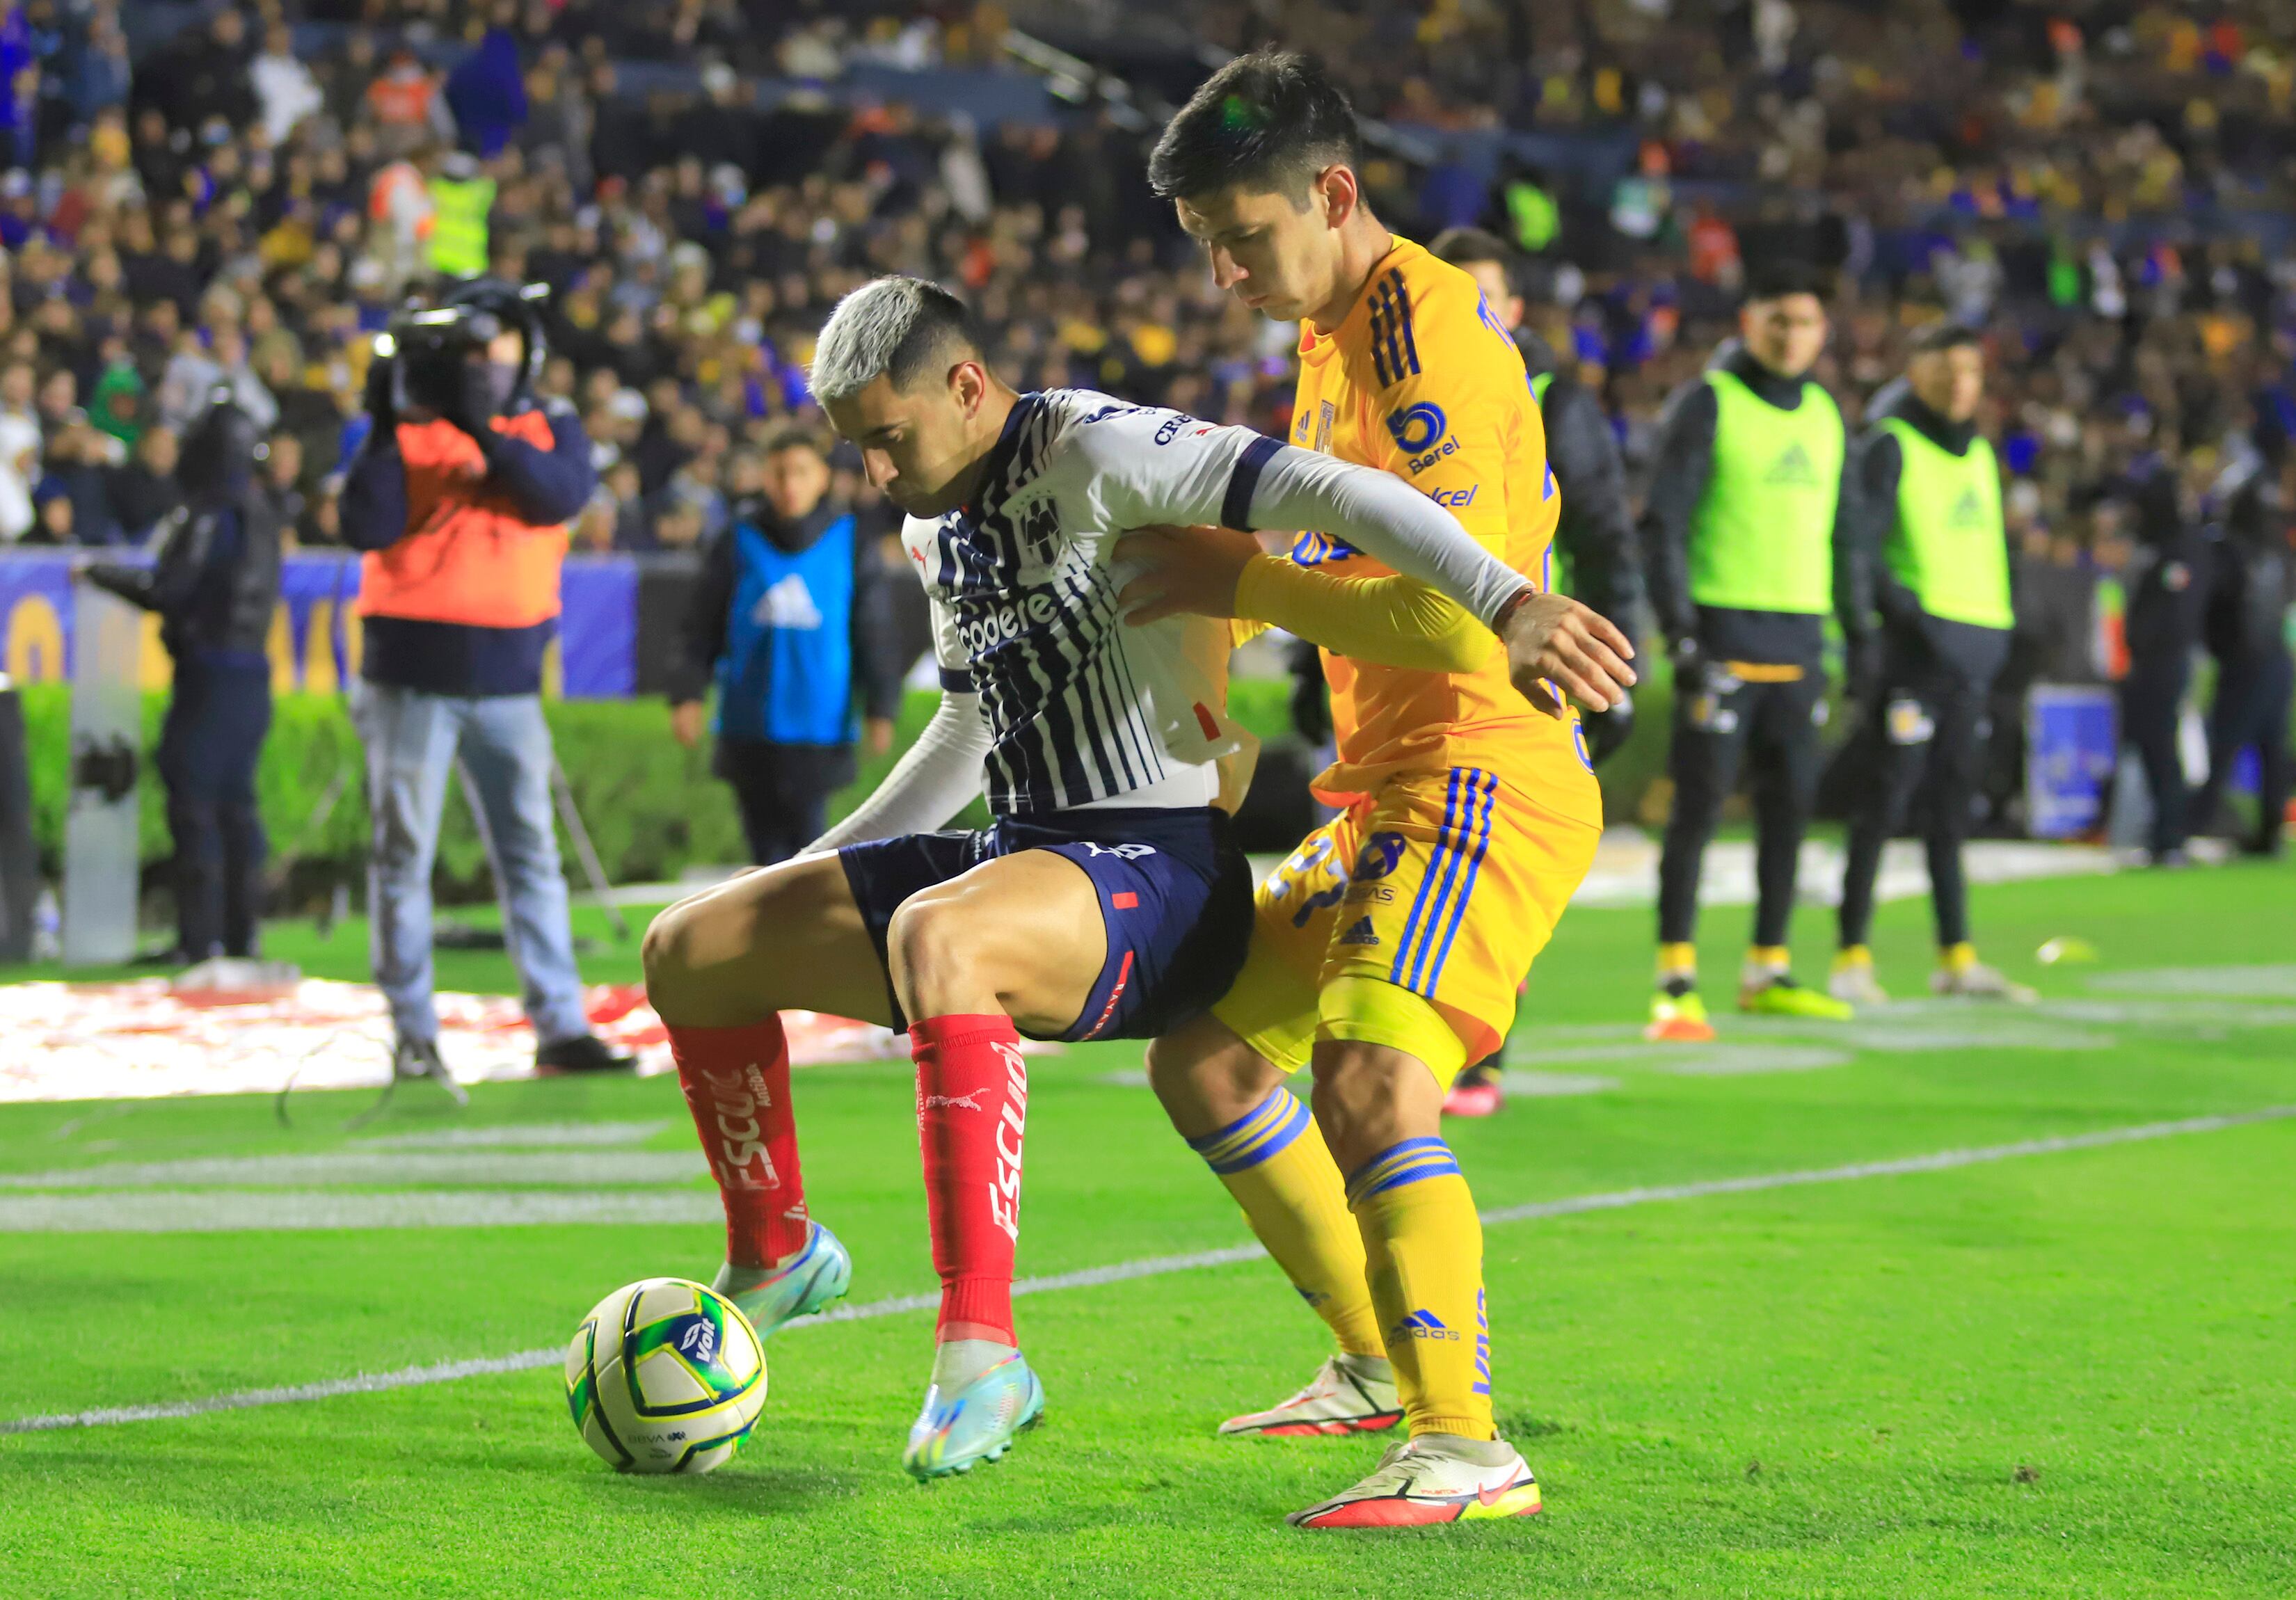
[1353,832,1408,880]
[1385,402,1447,456]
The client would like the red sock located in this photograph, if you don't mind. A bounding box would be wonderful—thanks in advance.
[909,1014,1028,1343]
[667,1017,808,1269]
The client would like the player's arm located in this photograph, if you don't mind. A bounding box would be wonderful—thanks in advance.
[1638,378,1718,651]
[1085,403,1632,701]
[1545,374,1646,643]
[808,577,988,851]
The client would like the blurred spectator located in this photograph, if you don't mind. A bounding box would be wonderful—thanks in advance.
[105,424,184,543]
[250,21,325,147]
[0,363,38,543]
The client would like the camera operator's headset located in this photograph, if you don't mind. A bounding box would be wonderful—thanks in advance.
[381,279,552,415]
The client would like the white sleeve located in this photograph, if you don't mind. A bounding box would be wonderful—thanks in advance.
[1074,408,1531,629]
[1242,444,1531,628]
[1067,405,1266,531]
[808,691,990,851]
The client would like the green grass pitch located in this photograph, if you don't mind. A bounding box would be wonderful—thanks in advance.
[1,861,2292,1597]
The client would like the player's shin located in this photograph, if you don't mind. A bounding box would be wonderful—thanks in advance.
[666,1016,811,1270]
[1188,1088,1384,1358]
[909,1014,1029,1370]
[1347,1139,1494,1441]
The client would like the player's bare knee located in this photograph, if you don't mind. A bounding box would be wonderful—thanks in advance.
[885,892,989,1011]
[639,895,710,1007]
[1147,1018,1284,1135]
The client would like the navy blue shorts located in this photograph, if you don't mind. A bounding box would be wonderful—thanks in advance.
[838,806,1254,1042]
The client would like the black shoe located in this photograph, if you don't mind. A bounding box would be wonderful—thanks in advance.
[536,1033,637,1074]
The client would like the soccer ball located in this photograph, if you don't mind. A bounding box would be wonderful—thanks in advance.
[564,1277,767,1474]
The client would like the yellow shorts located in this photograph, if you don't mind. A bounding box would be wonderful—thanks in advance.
[1212,765,1601,1081]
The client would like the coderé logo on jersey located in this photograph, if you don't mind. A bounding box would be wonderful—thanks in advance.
[953,587,1064,655]
[1386,402,1459,475]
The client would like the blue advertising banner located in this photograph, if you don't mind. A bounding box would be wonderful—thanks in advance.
[2025,683,2119,839]
[0,551,636,698]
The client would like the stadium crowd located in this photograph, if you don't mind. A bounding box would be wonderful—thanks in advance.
[0,1,2289,801]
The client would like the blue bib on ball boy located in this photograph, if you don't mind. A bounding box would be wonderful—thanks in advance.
[716,514,859,747]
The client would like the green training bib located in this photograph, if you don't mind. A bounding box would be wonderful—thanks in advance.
[1878,419,2013,630]
[1687,369,1843,615]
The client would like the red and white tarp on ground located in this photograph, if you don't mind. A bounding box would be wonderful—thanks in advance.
[0,981,907,1103]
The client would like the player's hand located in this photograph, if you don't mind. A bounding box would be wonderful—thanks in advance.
[669,700,705,749]
[1498,591,1636,717]
[1114,523,1259,624]
[862,715,895,757]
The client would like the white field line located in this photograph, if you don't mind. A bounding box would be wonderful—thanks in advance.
[4,1105,2290,1437]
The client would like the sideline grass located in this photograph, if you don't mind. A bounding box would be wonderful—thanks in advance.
[0,863,2290,1596]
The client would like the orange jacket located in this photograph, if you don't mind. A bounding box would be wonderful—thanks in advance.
[358,412,568,629]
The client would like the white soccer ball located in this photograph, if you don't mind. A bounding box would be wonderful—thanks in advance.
[564,1277,767,1474]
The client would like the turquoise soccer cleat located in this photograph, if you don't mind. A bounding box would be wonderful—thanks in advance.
[710,1221,853,1338]
[902,1352,1046,1480]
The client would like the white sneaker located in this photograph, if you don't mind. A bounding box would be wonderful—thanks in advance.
[1287,1433,1542,1528]
[1218,1352,1402,1437]
[1932,961,2037,1003]
[1828,959,1890,1007]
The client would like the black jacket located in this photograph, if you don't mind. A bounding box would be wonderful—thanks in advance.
[86,490,281,662]
[2207,465,2295,665]
[1520,330,1645,642]
[1853,379,2011,687]
[2110,453,2210,671]
[667,499,906,738]
[1640,339,1867,666]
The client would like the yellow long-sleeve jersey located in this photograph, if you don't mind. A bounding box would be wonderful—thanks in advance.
[1279,236,1597,816]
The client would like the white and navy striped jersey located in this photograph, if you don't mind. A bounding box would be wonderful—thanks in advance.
[901,388,1281,817]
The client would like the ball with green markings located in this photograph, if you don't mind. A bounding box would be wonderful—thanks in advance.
[564,1277,767,1474]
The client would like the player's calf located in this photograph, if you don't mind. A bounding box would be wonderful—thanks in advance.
[641,857,890,1324]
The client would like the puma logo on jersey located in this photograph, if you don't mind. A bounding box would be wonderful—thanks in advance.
[1950,487,1986,527]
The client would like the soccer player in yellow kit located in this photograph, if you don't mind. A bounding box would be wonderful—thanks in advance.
[1120,52,1637,1528]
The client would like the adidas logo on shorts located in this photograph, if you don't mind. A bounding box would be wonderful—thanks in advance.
[1337,917,1379,947]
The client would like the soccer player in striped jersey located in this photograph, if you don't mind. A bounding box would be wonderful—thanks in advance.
[639,276,1620,1483]
[1119,51,1639,1528]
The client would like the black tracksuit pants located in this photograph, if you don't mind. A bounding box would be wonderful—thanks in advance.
[2120,657,2192,858]
[1658,668,1827,949]
[717,738,855,867]
[2193,647,2293,852]
[157,655,272,959]
[1837,653,1993,950]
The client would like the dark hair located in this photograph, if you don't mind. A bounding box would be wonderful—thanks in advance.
[1909,321,1982,355]
[1429,227,1519,283]
[1147,51,1364,205]
[1742,258,1833,305]
[759,420,831,460]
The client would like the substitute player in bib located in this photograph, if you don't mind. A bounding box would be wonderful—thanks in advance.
[641,276,1611,1482]
[1122,53,1637,1528]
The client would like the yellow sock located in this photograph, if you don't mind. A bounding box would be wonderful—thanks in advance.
[1747,944,1790,970]
[1834,945,1872,972]
[1940,942,1978,973]
[1657,941,1698,978]
[1346,1139,1492,1439]
[1187,1089,1382,1358]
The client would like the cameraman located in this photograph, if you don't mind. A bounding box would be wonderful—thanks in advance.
[341,279,635,1088]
